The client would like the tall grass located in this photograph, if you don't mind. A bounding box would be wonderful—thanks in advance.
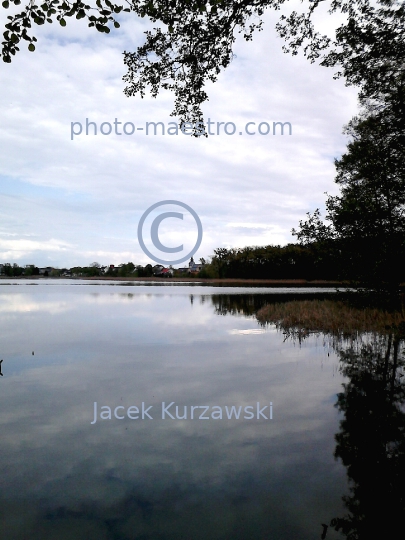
[257,299,405,339]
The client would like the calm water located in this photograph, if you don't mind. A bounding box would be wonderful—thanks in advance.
[0,280,347,540]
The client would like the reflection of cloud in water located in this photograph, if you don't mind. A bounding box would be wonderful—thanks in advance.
[0,294,72,315]
[1,353,345,539]
[0,284,347,539]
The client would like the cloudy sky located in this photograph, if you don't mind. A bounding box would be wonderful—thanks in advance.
[0,2,358,268]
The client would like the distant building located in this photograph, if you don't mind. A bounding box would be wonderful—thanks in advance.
[188,257,204,273]
[153,265,173,277]
[175,258,205,274]
[38,267,53,276]
[106,264,117,274]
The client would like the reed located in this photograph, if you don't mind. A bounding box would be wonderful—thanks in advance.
[256,299,405,338]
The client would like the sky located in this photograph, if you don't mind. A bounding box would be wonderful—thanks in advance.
[0,2,359,268]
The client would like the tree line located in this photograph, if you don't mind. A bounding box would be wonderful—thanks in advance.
[201,243,339,281]
[0,263,40,276]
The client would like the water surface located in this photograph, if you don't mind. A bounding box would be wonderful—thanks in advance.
[0,280,347,539]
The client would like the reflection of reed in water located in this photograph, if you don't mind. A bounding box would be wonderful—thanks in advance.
[0,359,3,376]
[258,298,405,539]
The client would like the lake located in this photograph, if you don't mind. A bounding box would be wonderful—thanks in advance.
[0,280,348,540]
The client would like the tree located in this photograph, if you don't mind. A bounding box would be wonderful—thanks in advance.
[118,262,135,276]
[135,263,153,277]
[2,262,12,276]
[294,92,405,292]
[12,263,24,276]
[2,1,403,127]
[276,0,405,104]
[23,264,32,276]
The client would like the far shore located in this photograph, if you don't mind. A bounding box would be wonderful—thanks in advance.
[0,275,347,287]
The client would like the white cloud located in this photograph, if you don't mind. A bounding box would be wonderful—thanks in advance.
[0,7,358,267]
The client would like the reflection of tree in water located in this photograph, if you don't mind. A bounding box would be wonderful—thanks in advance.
[329,329,405,539]
[257,298,405,539]
[211,294,271,316]
[210,293,335,317]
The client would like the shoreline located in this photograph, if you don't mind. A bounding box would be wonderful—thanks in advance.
[0,275,346,287]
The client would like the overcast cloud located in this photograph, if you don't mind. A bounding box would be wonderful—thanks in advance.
[0,3,359,267]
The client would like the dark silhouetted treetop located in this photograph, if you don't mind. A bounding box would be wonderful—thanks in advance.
[293,89,405,292]
[2,1,404,125]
